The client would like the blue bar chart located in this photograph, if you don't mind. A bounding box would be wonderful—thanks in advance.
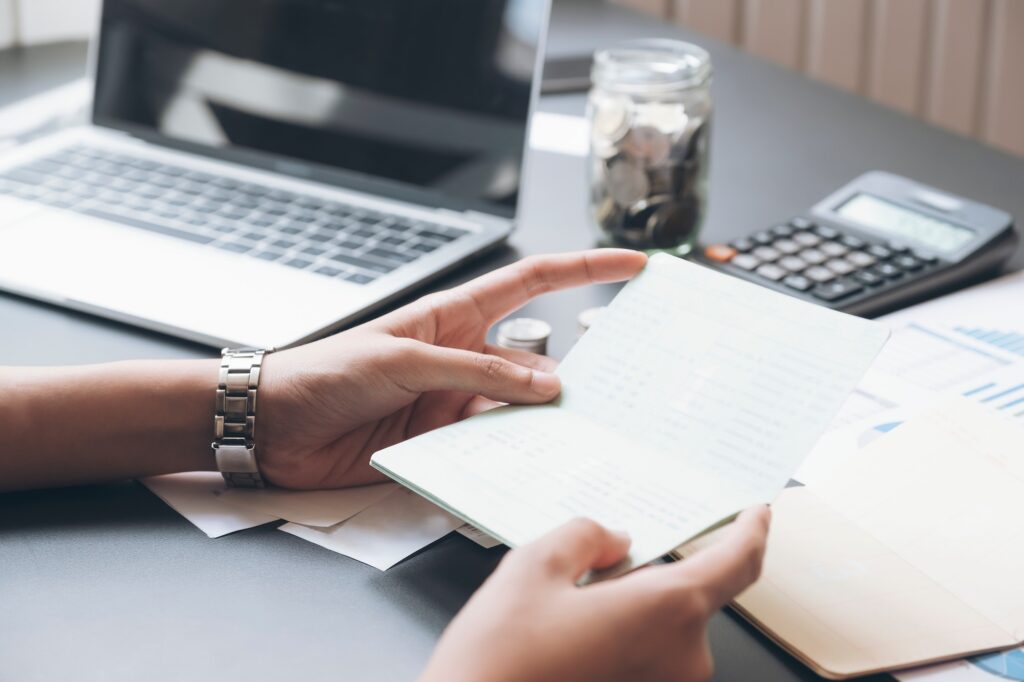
[962,380,1024,418]
[954,326,1024,358]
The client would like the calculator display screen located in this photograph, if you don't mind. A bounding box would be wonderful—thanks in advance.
[836,193,974,253]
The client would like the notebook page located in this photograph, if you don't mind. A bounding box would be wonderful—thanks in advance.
[813,398,1024,641]
[373,255,889,572]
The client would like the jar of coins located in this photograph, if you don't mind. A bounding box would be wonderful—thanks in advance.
[588,39,712,255]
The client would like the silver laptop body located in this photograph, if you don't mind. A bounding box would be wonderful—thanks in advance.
[0,0,550,348]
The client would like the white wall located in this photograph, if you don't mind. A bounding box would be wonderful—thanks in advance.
[0,0,17,49]
[2,0,100,47]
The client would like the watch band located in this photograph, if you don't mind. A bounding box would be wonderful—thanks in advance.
[212,347,271,488]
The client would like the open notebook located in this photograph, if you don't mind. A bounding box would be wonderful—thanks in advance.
[685,398,1024,679]
[372,254,890,576]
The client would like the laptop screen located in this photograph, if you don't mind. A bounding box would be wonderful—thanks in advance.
[92,0,549,219]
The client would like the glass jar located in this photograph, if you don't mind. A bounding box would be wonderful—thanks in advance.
[587,39,713,255]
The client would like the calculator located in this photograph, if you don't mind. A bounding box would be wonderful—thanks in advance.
[698,171,1018,317]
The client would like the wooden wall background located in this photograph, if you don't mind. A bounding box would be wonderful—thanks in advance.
[613,0,1024,158]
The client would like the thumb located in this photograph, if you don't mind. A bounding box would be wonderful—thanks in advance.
[516,518,631,582]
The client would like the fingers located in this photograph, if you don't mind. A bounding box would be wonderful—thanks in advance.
[483,343,558,373]
[670,506,771,612]
[516,518,631,582]
[394,341,562,404]
[453,250,647,325]
[461,396,505,418]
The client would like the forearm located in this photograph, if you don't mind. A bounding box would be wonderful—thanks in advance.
[0,359,219,492]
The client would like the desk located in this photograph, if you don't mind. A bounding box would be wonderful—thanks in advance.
[1,3,1022,681]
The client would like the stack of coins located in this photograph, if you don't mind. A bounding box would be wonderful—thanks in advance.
[496,318,552,355]
[576,306,606,336]
[589,93,710,253]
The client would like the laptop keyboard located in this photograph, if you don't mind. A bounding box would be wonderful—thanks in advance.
[0,145,471,285]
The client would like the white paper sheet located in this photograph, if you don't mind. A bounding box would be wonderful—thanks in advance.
[374,254,889,574]
[895,649,1024,681]
[220,482,398,527]
[279,488,463,571]
[141,472,277,538]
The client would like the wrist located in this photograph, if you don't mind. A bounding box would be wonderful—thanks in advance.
[0,358,219,491]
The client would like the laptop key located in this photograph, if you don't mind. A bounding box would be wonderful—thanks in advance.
[285,257,314,270]
[346,272,377,285]
[217,241,252,253]
[416,229,457,243]
[315,265,344,278]
[332,239,365,251]
[254,250,285,262]
[330,252,395,273]
[80,206,215,245]
[410,242,439,253]
[368,247,415,264]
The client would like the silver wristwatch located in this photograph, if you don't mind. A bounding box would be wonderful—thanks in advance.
[212,347,272,488]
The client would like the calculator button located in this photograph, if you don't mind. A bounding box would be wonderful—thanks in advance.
[704,244,737,262]
[866,244,893,260]
[731,254,760,271]
[840,235,865,249]
[886,240,910,253]
[755,263,787,281]
[789,217,814,231]
[804,266,836,283]
[894,255,923,271]
[778,256,807,272]
[846,251,877,268]
[873,263,903,279]
[820,241,849,257]
[783,274,813,292]
[752,231,774,245]
[812,279,864,302]
[752,246,781,262]
[730,238,755,252]
[826,258,856,275]
[854,270,885,287]
[792,232,821,247]
[800,248,827,265]
[773,239,801,255]
[770,224,794,238]
[912,250,937,264]
[814,225,839,240]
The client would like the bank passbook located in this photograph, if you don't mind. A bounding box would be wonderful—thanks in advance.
[371,254,890,576]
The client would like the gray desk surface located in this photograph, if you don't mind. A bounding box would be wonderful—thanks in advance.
[1,3,1022,681]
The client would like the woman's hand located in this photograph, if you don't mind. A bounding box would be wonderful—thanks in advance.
[257,249,648,489]
[421,506,771,682]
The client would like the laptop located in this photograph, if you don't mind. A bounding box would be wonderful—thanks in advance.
[0,0,551,348]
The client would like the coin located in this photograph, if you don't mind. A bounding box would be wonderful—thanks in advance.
[634,101,689,136]
[621,195,669,246]
[591,95,631,142]
[647,197,699,248]
[607,158,649,207]
[577,306,606,336]
[496,318,552,355]
[621,125,672,166]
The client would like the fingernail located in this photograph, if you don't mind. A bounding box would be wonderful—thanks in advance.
[611,529,631,543]
[531,370,561,395]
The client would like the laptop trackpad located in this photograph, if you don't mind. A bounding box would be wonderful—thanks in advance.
[0,207,358,346]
